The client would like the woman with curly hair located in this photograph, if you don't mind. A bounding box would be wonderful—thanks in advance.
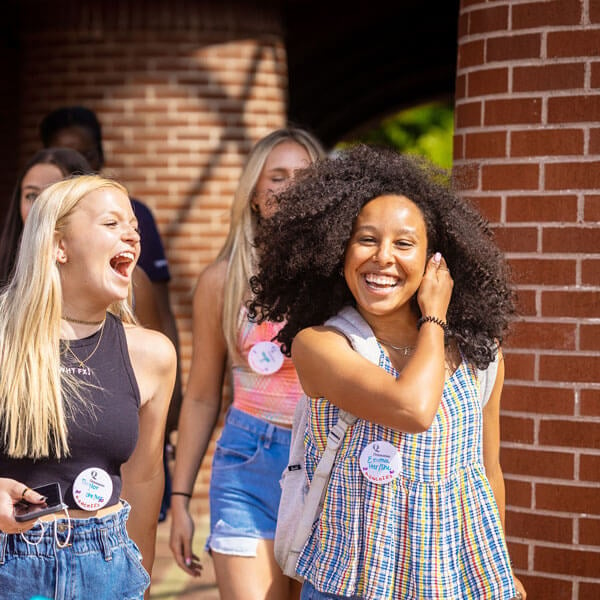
[249,145,526,600]
[169,128,326,599]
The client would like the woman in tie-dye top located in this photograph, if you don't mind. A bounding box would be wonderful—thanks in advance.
[250,145,527,600]
[170,128,325,600]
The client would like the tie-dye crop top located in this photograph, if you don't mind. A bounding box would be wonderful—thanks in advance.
[231,307,303,426]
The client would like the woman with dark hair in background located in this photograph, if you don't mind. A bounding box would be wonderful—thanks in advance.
[38,105,179,357]
[0,147,91,287]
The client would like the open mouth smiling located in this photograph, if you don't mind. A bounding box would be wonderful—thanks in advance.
[109,251,136,277]
[364,273,400,290]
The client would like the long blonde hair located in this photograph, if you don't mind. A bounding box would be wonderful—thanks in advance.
[217,128,326,360]
[0,175,136,459]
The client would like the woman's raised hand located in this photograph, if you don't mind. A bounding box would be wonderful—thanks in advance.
[417,252,454,322]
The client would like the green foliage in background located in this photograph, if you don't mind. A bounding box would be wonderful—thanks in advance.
[337,101,454,169]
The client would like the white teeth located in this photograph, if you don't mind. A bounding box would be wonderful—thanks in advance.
[110,251,135,276]
[114,251,135,261]
[365,274,399,287]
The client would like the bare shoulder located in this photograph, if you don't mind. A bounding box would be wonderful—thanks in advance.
[191,259,226,315]
[124,324,176,373]
[292,326,358,399]
[195,259,227,297]
[292,325,352,363]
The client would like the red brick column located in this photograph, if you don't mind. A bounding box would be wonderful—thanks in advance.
[454,1,600,598]
[17,0,287,513]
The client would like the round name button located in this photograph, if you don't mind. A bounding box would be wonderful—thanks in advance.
[248,341,284,375]
[359,440,401,485]
[72,467,113,511]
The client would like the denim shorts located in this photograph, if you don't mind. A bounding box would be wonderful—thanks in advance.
[207,405,292,556]
[301,581,363,600]
[0,501,150,600]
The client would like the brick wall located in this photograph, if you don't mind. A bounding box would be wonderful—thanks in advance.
[454,1,600,598]
[16,0,287,513]
[0,1,20,219]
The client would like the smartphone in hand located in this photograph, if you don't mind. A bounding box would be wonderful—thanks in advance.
[14,482,68,522]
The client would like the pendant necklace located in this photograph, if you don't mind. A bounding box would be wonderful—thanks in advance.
[63,320,106,369]
[375,337,415,356]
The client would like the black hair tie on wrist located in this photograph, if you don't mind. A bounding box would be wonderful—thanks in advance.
[417,315,449,335]
[171,491,192,498]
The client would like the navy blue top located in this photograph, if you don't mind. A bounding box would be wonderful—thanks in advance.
[0,313,141,509]
[131,198,171,282]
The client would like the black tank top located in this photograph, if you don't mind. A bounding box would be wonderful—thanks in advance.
[0,313,141,509]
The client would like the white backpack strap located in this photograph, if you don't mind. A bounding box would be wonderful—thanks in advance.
[281,307,376,578]
[476,352,499,408]
[284,408,356,576]
[325,305,380,366]
[275,395,309,579]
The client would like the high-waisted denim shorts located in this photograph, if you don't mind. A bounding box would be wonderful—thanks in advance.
[0,501,149,600]
[207,405,292,556]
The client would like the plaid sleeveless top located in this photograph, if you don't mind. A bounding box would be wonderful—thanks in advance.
[297,346,516,599]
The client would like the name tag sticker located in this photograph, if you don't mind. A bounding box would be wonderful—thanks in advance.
[359,441,401,485]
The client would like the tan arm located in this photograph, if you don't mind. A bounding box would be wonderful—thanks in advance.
[169,260,228,576]
[121,326,176,585]
[482,350,527,599]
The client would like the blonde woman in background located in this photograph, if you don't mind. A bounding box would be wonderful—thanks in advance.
[0,175,176,599]
[170,129,326,600]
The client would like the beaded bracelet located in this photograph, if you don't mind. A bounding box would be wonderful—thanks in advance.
[417,315,448,334]
[171,491,192,498]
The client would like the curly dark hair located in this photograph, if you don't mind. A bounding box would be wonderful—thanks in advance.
[248,144,515,369]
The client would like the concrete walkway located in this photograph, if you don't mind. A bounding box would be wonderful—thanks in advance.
[150,512,219,599]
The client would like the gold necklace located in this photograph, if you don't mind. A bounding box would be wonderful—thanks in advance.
[63,321,106,369]
[62,314,106,326]
[375,337,415,356]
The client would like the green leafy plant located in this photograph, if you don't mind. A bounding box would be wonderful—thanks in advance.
[337,101,454,169]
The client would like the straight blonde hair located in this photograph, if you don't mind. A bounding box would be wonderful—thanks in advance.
[217,128,326,361]
[0,175,136,459]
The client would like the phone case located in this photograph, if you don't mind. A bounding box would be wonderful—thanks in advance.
[14,501,68,522]
[14,482,68,522]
